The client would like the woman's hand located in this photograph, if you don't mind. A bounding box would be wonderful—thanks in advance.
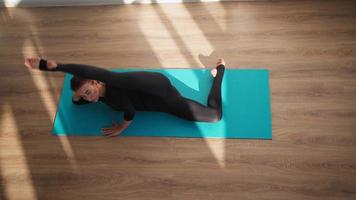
[24,57,58,70]
[101,121,125,137]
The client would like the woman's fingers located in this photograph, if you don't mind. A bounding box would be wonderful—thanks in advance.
[101,127,121,137]
[104,131,118,137]
[101,128,121,137]
[106,131,120,137]
[103,131,115,136]
[101,128,115,134]
[101,123,122,137]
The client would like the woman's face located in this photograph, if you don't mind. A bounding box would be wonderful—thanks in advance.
[76,80,100,102]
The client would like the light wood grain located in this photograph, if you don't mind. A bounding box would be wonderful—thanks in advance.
[0,0,356,200]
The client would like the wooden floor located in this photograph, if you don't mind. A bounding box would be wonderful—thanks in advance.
[1,0,356,199]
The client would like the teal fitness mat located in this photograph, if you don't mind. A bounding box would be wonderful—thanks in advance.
[52,68,272,139]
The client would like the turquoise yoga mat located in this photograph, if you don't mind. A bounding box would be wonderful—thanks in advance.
[52,68,272,139]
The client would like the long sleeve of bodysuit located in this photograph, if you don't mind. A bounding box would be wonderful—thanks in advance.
[120,94,135,121]
[72,98,90,105]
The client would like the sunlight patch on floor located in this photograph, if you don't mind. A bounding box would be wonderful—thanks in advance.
[204,138,226,168]
[23,39,79,171]
[0,103,38,200]
[159,3,215,63]
[138,6,190,67]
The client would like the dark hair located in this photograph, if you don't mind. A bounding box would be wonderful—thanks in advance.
[70,76,90,91]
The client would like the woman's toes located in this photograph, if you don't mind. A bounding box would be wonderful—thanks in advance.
[216,58,225,66]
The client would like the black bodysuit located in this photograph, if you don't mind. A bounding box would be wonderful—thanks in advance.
[39,59,225,122]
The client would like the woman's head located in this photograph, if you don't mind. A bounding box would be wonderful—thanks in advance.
[71,76,101,102]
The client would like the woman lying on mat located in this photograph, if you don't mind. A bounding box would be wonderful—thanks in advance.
[24,57,225,137]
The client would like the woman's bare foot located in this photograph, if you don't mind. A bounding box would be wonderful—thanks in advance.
[210,58,225,77]
[216,58,225,66]
[24,56,57,70]
[24,56,40,70]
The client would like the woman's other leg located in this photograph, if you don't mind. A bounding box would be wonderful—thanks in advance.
[165,67,225,122]
[207,64,225,114]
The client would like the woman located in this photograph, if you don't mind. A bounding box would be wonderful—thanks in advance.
[24,57,225,137]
